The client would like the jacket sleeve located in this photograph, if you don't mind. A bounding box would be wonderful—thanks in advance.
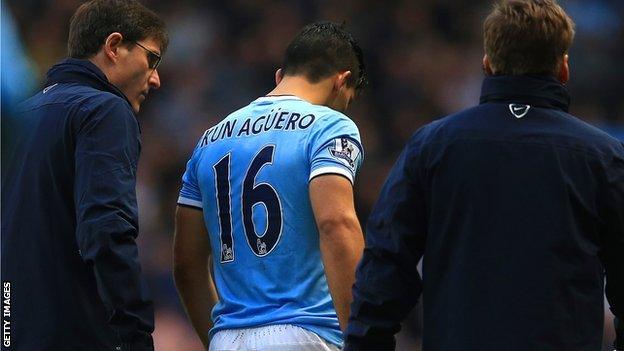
[344,134,427,351]
[73,98,154,351]
[600,146,624,351]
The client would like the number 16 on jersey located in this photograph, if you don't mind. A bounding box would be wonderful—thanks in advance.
[213,145,284,263]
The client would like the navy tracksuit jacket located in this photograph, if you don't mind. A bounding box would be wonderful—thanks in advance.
[345,75,624,351]
[1,59,154,351]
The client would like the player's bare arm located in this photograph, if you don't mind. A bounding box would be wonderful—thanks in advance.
[310,174,365,331]
[173,205,219,348]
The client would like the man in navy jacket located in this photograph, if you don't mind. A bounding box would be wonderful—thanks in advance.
[345,1,623,350]
[1,1,167,350]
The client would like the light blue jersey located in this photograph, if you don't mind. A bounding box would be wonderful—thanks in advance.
[177,95,363,347]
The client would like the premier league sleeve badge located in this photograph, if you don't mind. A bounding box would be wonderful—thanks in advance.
[328,137,361,170]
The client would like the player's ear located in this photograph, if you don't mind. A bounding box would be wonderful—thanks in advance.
[558,54,569,85]
[103,32,125,63]
[334,70,352,91]
[483,55,494,76]
[275,68,284,86]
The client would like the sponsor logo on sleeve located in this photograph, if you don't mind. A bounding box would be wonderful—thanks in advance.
[328,137,360,170]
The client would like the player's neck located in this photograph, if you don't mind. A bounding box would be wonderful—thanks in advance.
[267,75,334,106]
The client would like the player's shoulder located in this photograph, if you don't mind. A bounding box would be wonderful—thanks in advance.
[247,95,356,125]
[301,104,359,138]
[310,104,354,123]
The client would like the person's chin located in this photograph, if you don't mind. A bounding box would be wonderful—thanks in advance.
[132,95,146,113]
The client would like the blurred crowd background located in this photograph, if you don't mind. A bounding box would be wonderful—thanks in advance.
[3,0,623,350]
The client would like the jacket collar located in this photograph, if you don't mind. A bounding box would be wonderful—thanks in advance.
[45,58,133,111]
[479,75,570,112]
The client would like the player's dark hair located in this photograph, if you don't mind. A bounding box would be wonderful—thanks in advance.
[484,0,575,76]
[282,21,367,91]
[68,0,168,58]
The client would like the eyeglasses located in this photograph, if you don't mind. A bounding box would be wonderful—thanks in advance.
[131,41,162,70]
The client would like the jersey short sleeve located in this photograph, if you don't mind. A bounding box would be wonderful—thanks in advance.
[308,112,364,184]
[177,139,203,209]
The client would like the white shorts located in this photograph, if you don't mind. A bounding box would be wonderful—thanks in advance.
[208,324,340,351]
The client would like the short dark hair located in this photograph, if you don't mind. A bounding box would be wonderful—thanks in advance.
[68,0,168,59]
[484,0,575,76]
[282,21,367,91]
